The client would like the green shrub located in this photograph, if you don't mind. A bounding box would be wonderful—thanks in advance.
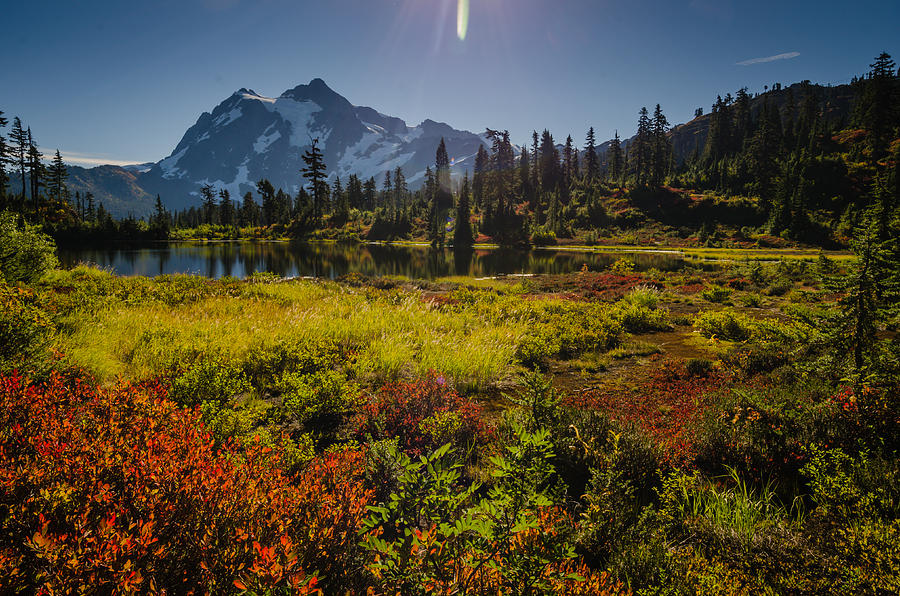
[171,356,251,407]
[622,285,662,310]
[615,303,671,333]
[516,302,623,368]
[609,258,636,274]
[277,368,356,422]
[694,309,755,342]
[738,292,763,308]
[765,280,793,296]
[515,334,557,369]
[701,284,732,304]
[0,212,57,284]
[531,226,557,246]
[243,338,342,388]
[0,283,55,373]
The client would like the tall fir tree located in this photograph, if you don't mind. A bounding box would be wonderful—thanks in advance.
[562,135,576,202]
[633,107,652,185]
[393,166,407,216]
[9,117,27,206]
[300,137,327,220]
[0,111,8,207]
[26,128,43,205]
[46,149,68,204]
[650,104,670,187]
[363,176,377,210]
[519,145,535,210]
[608,131,623,186]
[256,179,276,225]
[584,127,598,182]
[539,129,560,198]
[218,188,234,226]
[855,52,899,160]
[454,170,474,247]
[473,145,489,213]
[241,191,258,226]
[200,183,217,225]
[430,138,453,246]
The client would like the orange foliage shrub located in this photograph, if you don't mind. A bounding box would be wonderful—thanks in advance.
[0,373,372,594]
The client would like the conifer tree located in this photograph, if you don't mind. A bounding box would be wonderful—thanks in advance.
[151,195,170,237]
[583,127,598,182]
[571,146,579,182]
[46,149,68,203]
[633,107,652,185]
[750,98,781,215]
[825,208,900,386]
[486,129,516,217]
[539,130,559,198]
[453,170,474,247]
[363,176,377,210]
[26,129,43,205]
[473,145,489,212]
[9,117,27,206]
[241,191,258,226]
[347,174,363,210]
[430,138,453,246]
[856,52,898,160]
[608,131,623,186]
[300,137,327,220]
[85,192,95,223]
[330,176,348,222]
[218,188,234,226]
[732,88,752,150]
[256,179,276,225]
[562,135,575,193]
[0,111,8,207]
[200,183,217,225]
[519,145,535,210]
[705,95,732,162]
[393,166,407,215]
[381,171,392,212]
[651,104,670,187]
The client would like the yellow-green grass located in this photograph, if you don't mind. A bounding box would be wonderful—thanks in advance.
[55,273,526,389]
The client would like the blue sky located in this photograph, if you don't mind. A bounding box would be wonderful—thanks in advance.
[1,0,897,166]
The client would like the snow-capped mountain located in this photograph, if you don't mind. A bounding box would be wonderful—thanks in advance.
[137,78,490,210]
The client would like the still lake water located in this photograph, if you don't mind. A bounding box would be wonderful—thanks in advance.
[58,242,696,279]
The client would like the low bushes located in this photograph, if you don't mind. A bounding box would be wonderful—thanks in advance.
[0,372,373,593]
[353,371,488,455]
[0,283,56,374]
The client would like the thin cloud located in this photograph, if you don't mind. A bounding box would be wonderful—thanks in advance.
[737,51,800,66]
[41,149,152,168]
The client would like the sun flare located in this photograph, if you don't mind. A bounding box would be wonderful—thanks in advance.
[457,0,469,40]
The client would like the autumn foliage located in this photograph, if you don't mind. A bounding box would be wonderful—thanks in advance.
[568,359,726,465]
[0,372,372,594]
[353,371,490,454]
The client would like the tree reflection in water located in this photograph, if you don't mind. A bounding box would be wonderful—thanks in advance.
[58,242,694,279]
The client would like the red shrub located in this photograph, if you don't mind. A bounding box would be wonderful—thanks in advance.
[353,371,489,454]
[0,373,372,594]
[678,282,705,294]
[578,272,647,300]
[567,360,726,466]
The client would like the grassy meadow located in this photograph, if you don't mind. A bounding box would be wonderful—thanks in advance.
[2,243,899,594]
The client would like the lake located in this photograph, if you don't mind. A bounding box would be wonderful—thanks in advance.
[57,241,698,279]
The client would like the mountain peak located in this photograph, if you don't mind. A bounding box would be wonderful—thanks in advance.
[280,78,346,107]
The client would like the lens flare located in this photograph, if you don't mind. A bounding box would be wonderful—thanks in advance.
[457,0,469,40]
